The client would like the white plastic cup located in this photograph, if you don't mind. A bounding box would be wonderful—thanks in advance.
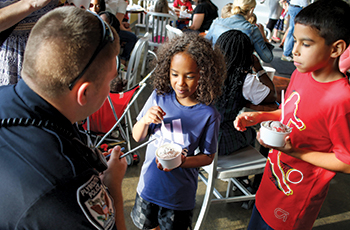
[259,121,292,147]
[156,143,182,169]
[67,0,91,9]
[263,66,276,81]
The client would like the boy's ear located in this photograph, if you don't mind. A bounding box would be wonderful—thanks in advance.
[76,82,91,106]
[330,40,347,58]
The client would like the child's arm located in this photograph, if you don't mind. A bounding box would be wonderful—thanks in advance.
[259,134,350,174]
[234,110,281,132]
[180,153,214,168]
[132,106,165,142]
[156,152,215,172]
[251,54,276,103]
[188,13,204,31]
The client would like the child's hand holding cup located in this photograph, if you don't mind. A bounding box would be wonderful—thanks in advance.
[259,121,292,147]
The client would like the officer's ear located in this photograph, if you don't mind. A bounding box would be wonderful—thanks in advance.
[76,82,91,106]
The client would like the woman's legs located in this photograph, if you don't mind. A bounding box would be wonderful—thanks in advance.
[118,30,138,65]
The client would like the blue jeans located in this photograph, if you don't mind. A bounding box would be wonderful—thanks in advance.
[283,5,303,57]
[119,30,138,61]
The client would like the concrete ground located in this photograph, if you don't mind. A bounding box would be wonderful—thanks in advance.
[117,37,350,230]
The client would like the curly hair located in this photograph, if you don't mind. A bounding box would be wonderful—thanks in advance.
[151,32,226,105]
[214,30,253,111]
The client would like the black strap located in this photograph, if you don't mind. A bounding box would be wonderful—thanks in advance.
[0,117,108,172]
[0,117,74,138]
[0,23,18,46]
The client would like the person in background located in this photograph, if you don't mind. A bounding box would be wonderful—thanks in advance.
[0,7,128,229]
[215,30,276,198]
[90,0,106,13]
[105,0,137,67]
[99,10,121,34]
[173,0,193,13]
[0,0,58,86]
[265,0,283,39]
[281,0,309,62]
[130,33,225,230]
[148,0,177,43]
[172,0,193,29]
[235,1,350,229]
[215,29,276,156]
[247,12,257,24]
[206,0,274,63]
[185,0,218,33]
[221,2,233,18]
[270,0,289,43]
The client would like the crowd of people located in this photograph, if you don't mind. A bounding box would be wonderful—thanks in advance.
[1,0,350,230]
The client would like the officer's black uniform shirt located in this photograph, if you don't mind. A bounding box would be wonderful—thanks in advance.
[0,80,116,229]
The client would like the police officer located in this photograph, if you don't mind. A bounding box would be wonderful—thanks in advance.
[0,7,127,230]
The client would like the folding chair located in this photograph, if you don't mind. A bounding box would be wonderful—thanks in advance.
[194,145,267,230]
[81,70,154,166]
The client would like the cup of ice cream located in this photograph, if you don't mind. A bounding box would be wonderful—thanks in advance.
[156,143,182,169]
[259,121,292,147]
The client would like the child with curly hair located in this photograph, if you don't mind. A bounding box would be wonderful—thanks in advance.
[131,32,226,230]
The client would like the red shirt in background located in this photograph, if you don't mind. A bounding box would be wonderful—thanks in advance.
[173,0,193,11]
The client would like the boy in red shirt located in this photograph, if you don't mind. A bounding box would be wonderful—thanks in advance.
[234,0,350,229]
[173,0,193,12]
[173,0,193,29]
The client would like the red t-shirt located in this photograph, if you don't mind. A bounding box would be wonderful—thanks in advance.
[256,71,350,230]
[173,0,193,11]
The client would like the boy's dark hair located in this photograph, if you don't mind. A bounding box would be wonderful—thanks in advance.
[214,29,253,111]
[152,32,226,105]
[295,0,350,46]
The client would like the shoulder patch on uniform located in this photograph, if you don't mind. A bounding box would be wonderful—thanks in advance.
[77,175,115,230]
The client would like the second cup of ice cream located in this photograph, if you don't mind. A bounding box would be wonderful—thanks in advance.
[260,121,292,147]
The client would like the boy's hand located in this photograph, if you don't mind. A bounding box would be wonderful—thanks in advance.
[257,131,293,154]
[142,106,166,125]
[234,112,260,131]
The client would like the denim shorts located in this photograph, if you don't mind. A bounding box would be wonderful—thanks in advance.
[130,193,193,230]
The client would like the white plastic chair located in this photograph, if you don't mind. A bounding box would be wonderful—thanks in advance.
[165,24,183,40]
[123,33,157,130]
[194,145,267,230]
[138,0,157,11]
[136,11,177,48]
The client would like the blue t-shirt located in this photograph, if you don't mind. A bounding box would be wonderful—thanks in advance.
[136,90,220,210]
